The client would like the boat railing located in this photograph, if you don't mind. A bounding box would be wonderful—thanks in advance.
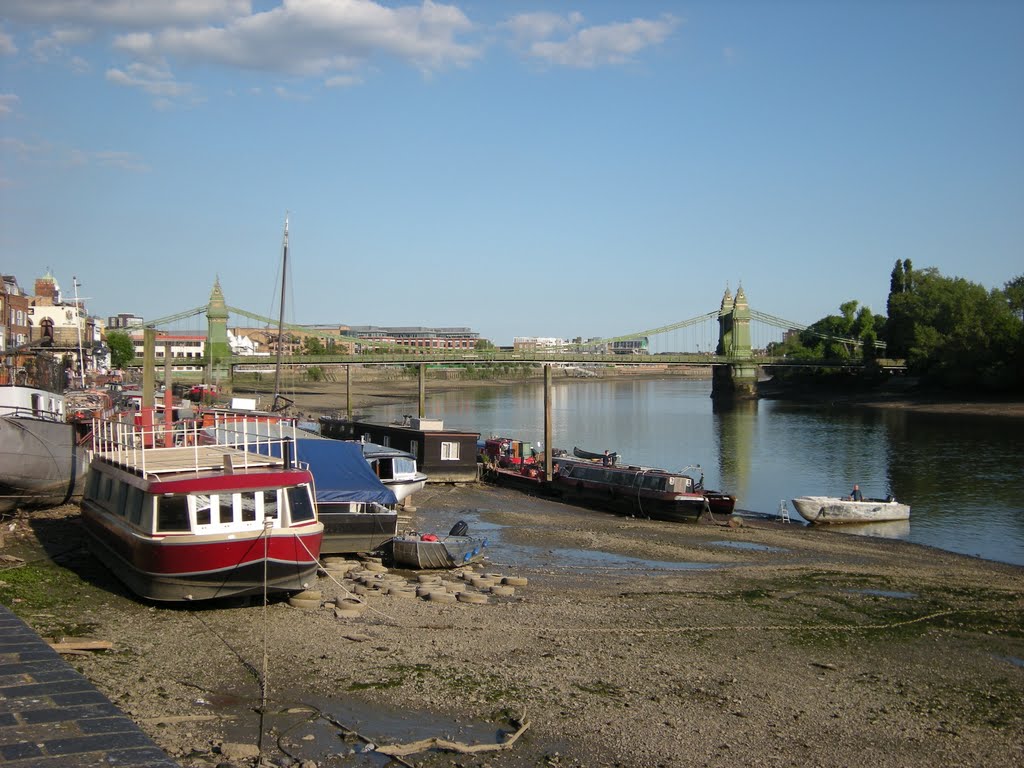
[91,413,305,477]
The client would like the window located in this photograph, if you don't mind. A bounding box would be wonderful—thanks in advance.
[264,490,280,521]
[156,496,190,532]
[218,494,234,524]
[240,492,257,522]
[409,442,418,459]
[126,486,144,525]
[381,435,391,447]
[287,486,315,523]
[440,441,460,461]
[194,494,212,526]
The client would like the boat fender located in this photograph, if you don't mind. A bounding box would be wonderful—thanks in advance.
[449,520,469,537]
[421,533,439,542]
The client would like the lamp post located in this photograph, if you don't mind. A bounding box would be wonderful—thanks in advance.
[72,276,85,387]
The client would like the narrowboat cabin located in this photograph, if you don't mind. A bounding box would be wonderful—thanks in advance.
[81,416,323,602]
[320,417,479,483]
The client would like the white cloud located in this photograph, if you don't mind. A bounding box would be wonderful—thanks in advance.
[93,150,149,172]
[0,136,147,171]
[525,14,680,69]
[325,73,363,88]
[106,61,195,101]
[0,27,17,56]
[0,1,251,27]
[502,11,583,43]
[31,26,93,62]
[0,93,19,116]
[112,0,479,77]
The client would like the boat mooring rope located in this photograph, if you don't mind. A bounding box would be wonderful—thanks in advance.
[294,533,400,623]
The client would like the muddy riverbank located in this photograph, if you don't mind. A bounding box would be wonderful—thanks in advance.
[1,485,1021,767]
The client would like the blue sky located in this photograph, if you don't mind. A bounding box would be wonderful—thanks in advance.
[2,1,1022,346]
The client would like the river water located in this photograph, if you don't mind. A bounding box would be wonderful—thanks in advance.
[359,377,1024,567]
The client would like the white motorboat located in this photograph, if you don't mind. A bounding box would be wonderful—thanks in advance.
[791,495,911,525]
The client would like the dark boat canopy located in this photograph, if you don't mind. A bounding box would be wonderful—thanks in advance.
[262,439,398,505]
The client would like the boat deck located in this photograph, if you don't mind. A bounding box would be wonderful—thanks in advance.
[94,444,286,477]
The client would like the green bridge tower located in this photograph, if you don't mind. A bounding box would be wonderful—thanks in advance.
[713,284,758,399]
[205,278,230,386]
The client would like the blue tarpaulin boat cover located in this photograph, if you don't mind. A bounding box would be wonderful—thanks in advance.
[260,438,397,505]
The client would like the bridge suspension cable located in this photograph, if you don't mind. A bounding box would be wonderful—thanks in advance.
[582,310,720,347]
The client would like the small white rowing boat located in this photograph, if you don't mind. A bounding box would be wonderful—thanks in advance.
[791,496,910,525]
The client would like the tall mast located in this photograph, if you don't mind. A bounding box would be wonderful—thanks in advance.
[272,215,289,411]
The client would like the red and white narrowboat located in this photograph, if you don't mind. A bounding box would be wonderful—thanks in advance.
[81,415,323,602]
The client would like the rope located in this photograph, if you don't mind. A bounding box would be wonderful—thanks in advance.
[258,516,273,756]
[294,533,400,623]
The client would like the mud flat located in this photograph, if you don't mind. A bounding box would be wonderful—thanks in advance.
[1,485,1021,767]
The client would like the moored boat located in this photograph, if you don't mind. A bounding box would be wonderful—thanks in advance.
[391,523,487,569]
[357,441,427,504]
[286,439,400,555]
[0,350,87,512]
[791,495,910,524]
[551,458,730,522]
[81,415,324,602]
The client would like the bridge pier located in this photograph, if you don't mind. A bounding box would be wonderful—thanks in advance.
[711,362,758,400]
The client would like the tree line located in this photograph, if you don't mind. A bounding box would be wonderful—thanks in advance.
[770,261,1024,393]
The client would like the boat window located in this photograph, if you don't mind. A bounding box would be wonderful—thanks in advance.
[31,393,44,417]
[194,494,212,526]
[640,475,666,492]
[126,486,144,525]
[156,496,191,532]
[240,492,258,522]
[381,436,391,447]
[217,494,234,525]
[409,442,418,459]
[287,485,316,524]
[265,490,280,521]
[99,474,114,504]
[441,441,460,461]
[85,469,101,500]
[114,484,128,517]
[392,457,417,477]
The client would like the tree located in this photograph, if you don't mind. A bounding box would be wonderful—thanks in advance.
[302,336,325,355]
[1005,275,1024,321]
[475,339,496,351]
[106,330,135,369]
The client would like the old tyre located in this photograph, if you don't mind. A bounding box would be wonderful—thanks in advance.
[456,591,489,605]
[490,585,515,597]
[502,576,529,587]
[288,597,321,611]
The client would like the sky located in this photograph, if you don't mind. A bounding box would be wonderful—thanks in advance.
[2,1,1022,347]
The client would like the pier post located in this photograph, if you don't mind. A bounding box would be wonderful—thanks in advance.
[418,363,426,418]
[544,365,552,481]
[163,345,174,447]
[346,365,352,419]
[142,327,156,409]
[711,362,759,399]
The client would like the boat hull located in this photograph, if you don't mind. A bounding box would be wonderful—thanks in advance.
[792,496,911,524]
[553,475,709,522]
[318,502,398,554]
[0,415,85,513]
[391,535,487,569]
[82,504,323,602]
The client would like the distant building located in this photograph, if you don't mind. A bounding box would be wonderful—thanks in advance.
[128,332,206,372]
[513,337,567,352]
[108,313,144,330]
[1,275,31,352]
[344,325,480,351]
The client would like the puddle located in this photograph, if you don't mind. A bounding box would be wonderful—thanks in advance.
[221,691,510,766]
[846,589,917,599]
[996,655,1024,669]
[709,540,786,553]
[547,548,719,572]
[411,507,721,572]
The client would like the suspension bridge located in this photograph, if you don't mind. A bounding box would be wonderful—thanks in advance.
[135,281,900,400]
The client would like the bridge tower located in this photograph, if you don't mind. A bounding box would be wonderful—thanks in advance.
[712,284,758,399]
[206,278,230,385]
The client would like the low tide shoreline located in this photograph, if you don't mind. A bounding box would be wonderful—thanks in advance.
[1,487,1021,768]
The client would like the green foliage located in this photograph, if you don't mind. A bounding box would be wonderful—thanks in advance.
[305,365,324,382]
[883,266,1023,391]
[105,330,136,369]
[302,336,324,355]
[475,338,496,351]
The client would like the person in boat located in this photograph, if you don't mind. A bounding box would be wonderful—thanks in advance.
[602,449,611,467]
[851,484,863,501]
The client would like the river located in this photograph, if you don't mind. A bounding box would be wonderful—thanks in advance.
[360,377,1024,567]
